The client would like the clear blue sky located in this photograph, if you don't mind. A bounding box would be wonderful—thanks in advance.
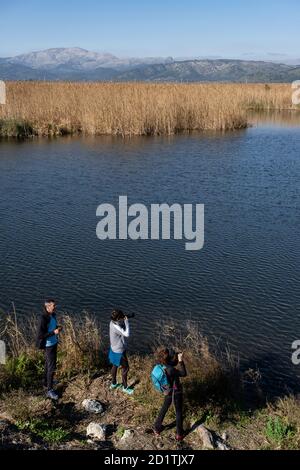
[1,0,299,59]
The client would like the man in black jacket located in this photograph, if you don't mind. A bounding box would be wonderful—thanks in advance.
[36,299,61,400]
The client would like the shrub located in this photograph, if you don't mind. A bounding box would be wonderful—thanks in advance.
[265,416,295,444]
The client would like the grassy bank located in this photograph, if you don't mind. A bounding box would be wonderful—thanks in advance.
[0,82,297,138]
[1,310,300,450]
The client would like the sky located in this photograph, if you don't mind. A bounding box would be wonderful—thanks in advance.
[0,0,299,60]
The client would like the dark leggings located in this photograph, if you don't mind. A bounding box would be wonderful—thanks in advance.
[154,391,183,436]
[44,344,57,391]
[111,353,129,388]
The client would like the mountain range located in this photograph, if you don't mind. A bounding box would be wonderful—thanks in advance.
[1,47,300,82]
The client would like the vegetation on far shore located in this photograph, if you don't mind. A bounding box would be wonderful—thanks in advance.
[0,82,298,138]
[1,309,300,450]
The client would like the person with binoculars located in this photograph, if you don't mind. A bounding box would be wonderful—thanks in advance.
[153,348,187,441]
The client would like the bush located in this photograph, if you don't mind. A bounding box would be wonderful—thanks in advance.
[265,416,295,444]
[1,352,44,392]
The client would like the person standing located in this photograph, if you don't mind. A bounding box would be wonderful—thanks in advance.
[153,348,187,441]
[36,299,61,400]
[109,309,133,395]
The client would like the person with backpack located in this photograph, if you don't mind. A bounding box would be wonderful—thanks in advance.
[109,309,134,396]
[151,348,187,441]
[36,299,62,400]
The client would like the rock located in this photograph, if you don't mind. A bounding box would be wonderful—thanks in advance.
[222,431,228,441]
[82,399,104,414]
[86,422,106,441]
[216,439,231,450]
[196,425,215,449]
[121,429,134,441]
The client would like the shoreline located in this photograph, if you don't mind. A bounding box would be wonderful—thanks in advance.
[1,313,300,450]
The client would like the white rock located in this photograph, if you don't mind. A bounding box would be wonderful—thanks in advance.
[82,399,104,414]
[121,429,134,441]
[86,422,106,441]
[196,425,215,449]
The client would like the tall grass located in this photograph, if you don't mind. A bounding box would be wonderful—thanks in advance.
[0,82,294,138]
[132,319,241,424]
[0,309,102,391]
[0,309,240,410]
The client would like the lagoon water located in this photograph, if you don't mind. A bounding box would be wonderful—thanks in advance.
[0,116,299,394]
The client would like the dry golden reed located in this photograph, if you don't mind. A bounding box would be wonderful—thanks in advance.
[0,81,295,137]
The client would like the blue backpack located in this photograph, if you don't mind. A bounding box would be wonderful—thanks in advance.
[151,364,171,395]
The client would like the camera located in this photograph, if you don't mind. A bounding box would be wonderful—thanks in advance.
[126,312,135,319]
[111,309,135,322]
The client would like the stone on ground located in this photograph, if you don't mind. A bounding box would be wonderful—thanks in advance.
[86,422,106,441]
[82,399,104,414]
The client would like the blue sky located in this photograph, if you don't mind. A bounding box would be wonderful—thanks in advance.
[0,0,299,59]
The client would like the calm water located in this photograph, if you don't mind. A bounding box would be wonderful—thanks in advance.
[0,117,299,394]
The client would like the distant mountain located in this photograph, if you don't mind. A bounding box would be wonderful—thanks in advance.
[9,47,119,70]
[7,47,174,71]
[0,59,56,80]
[1,48,299,82]
[116,59,300,83]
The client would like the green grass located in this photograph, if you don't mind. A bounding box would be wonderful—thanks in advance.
[265,416,295,444]
[1,352,44,392]
[16,418,70,444]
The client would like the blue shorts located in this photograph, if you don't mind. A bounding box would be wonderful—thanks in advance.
[108,347,125,367]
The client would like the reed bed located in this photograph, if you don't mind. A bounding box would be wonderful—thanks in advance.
[0,82,295,138]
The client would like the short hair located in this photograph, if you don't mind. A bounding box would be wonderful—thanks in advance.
[44,299,56,304]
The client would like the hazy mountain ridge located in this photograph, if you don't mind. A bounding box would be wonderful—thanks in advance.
[1,48,300,82]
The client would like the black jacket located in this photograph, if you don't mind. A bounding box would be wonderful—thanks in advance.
[165,361,187,394]
[36,312,57,350]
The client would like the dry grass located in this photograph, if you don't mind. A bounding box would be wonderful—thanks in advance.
[0,309,103,390]
[0,82,295,137]
[132,320,241,426]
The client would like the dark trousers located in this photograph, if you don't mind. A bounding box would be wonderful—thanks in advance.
[44,344,57,391]
[111,353,129,388]
[155,392,184,436]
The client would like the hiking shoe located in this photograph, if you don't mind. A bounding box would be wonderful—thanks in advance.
[121,386,134,396]
[46,389,59,400]
[153,426,164,436]
[110,383,122,390]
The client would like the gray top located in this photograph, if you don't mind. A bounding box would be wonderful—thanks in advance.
[109,319,130,353]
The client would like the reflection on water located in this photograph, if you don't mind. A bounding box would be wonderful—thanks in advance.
[0,115,299,395]
[249,110,300,127]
